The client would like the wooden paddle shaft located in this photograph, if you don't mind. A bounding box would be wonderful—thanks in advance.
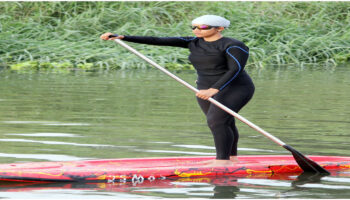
[114,39,286,147]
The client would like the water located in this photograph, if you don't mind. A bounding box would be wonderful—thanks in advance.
[0,66,349,198]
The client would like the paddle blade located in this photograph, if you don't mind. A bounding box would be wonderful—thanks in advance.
[283,145,330,175]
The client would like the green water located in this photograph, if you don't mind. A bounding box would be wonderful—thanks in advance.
[0,66,349,198]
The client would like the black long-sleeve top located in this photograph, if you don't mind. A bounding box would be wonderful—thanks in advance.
[123,36,252,91]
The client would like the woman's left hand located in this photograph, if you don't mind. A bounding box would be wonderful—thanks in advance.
[196,88,219,100]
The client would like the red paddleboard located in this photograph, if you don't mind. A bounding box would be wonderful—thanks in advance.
[0,155,349,182]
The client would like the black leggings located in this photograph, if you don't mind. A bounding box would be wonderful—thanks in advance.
[197,82,255,160]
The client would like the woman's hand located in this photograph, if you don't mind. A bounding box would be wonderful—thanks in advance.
[196,88,219,100]
[100,32,124,40]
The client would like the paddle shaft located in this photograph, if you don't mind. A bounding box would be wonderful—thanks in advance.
[114,39,285,146]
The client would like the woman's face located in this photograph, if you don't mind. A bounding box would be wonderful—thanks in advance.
[192,24,224,38]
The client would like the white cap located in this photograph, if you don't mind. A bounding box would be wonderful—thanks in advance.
[191,15,230,28]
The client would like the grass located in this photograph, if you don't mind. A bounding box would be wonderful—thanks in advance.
[1,2,350,71]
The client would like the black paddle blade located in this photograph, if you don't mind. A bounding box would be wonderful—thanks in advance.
[283,145,330,175]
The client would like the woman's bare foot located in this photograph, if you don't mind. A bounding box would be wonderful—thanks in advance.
[230,156,239,162]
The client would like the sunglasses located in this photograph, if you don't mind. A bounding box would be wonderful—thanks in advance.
[191,25,219,30]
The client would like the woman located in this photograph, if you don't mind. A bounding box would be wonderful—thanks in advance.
[101,15,255,165]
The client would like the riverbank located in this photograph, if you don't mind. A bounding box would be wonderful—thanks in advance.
[1,2,350,71]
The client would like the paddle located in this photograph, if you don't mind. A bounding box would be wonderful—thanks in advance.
[112,38,330,175]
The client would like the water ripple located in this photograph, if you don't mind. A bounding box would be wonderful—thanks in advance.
[135,186,214,195]
[148,141,173,144]
[300,184,350,189]
[6,133,82,137]
[238,179,291,187]
[2,121,90,126]
[322,177,350,183]
[172,144,214,150]
[0,139,131,148]
[0,153,90,161]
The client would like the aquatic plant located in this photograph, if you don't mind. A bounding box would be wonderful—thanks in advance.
[1,2,350,71]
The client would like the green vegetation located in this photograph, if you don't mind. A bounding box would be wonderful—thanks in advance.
[1,2,350,71]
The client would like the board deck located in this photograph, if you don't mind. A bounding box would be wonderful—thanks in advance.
[0,155,349,182]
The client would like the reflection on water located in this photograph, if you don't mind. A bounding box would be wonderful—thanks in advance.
[0,172,348,199]
[0,66,350,198]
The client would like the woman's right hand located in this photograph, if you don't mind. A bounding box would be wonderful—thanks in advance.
[100,32,124,40]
